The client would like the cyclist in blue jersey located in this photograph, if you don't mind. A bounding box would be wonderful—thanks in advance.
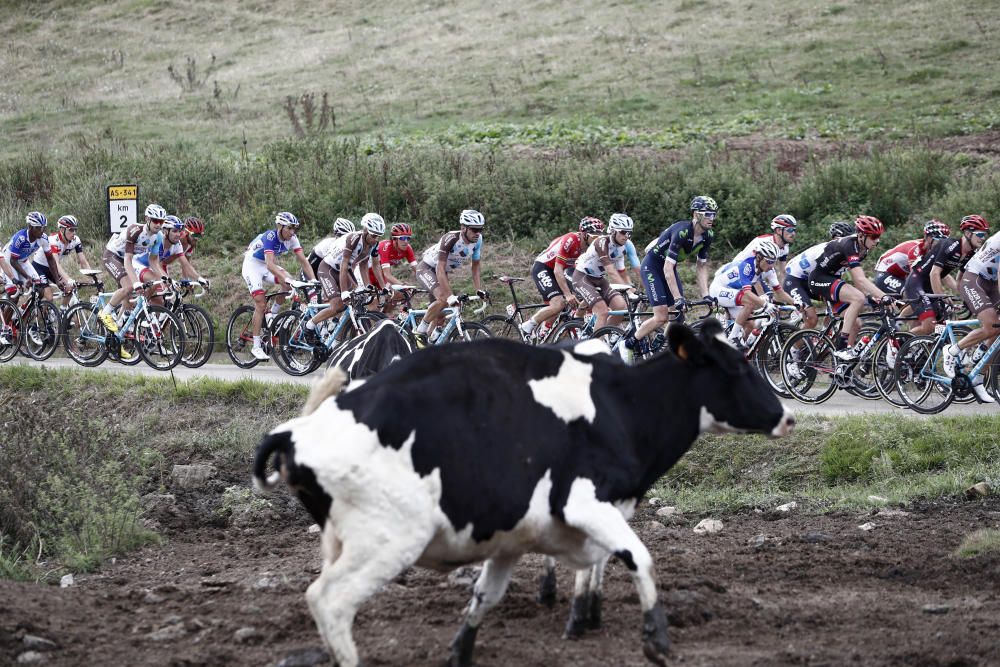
[709,240,793,348]
[132,216,189,305]
[619,196,716,359]
[242,212,316,360]
[3,212,60,293]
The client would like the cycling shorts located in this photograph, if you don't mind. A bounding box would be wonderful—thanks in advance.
[806,271,849,314]
[531,261,562,301]
[959,272,1000,316]
[640,254,681,308]
[570,273,616,308]
[873,271,904,295]
[318,261,356,301]
[242,256,279,297]
[102,250,128,285]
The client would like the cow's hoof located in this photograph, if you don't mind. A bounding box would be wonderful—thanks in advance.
[641,604,670,666]
[446,621,478,667]
[536,571,557,608]
[587,593,603,629]
[563,594,590,639]
[274,647,332,667]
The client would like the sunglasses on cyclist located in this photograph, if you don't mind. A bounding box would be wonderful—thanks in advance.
[764,259,776,265]
[972,231,988,239]
[393,235,412,241]
[615,230,632,237]
[701,211,718,219]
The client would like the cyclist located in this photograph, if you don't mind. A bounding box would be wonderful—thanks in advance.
[133,216,190,305]
[176,216,211,287]
[414,209,487,347]
[890,220,962,337]
[783,221,854,329]
[26,214,94,307]
[307,217,355,280]
[736,214,798,276]
[371,222,418,316]
[100,203,167,334]
[621,196,716,358]
[3,212,61,296]
[874,220,951,296]
[571,213,633,336]
[951,223,1000,402]
[305,213,385,341]
[710,240,794,348]
[924,216,992,382]
[808,215,892,361]
[520,216,604,338]
[242,211,316,361]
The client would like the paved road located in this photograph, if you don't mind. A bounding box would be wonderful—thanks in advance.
[11,357,996,416]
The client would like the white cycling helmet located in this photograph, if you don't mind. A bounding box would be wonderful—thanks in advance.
[57,215,79,229]
[459,209,485,228]
[25,211,48,227]
[755,239,780,262]
[144,204,167,221]
[771,214,797,230]
[360,213,386,236]
[275,211,300,227]
[607,213,634,232]
[333,217,355,236]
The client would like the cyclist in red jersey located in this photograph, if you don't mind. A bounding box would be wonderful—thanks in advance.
[520,217,604,338]
[873,220,950,296]
[177,216,211,288]
[370,223,418,315]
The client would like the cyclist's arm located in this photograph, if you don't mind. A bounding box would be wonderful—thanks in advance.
[357,257,373,288]
[553,259,576,303]
[436,257,453,298]
[76,248,93,272]
[173,254,196,280]
[929,264,946,297]
[471,259,482,293]
[12,258,34,282]
[605,266,629,289]
[696,261,710,298]
[944,273,959,293]
[52,254,73,287]
[663,258,683,300]
[294,248,315,281]
[847,266,885,300]
[0,255,14,281]
[264,252,291,285]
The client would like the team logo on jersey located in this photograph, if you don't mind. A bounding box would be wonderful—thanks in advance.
[743,264,753,276]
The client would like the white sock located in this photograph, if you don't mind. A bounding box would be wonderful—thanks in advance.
[417,321,429,334]
[948,344,960,356]
[101,304,113,316]
[270,303,280,316]
[253,336,261,348]
[306,320,316,330]
[522,318,538,331]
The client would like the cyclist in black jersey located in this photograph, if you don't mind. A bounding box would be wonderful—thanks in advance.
[808,215,893,360]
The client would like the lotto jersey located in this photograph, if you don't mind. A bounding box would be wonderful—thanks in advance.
[245,229,302,262]
[421,230,482,273]
[377,239,416,268]
[734,234,790,265]
[875,239,923,278]
[5,228,51,264]
[32,232,81,264]
[535,232,585,269]
[965,231,1000,280]
[576,235,627,278]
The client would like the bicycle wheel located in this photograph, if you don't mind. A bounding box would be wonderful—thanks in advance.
[550,318,587,344]
[272,311,320,376]
[0,298,22,362]
[894,335,954,414]
[135,306,185,370]
[446,320,492,343]
[179,304,215,369]
[22,300,61,361]
[779,329,838,404]
[62,303,109,367]
[752,323,797,399]
[226,305,260,369]
[872,332,912,408]
[590,325,625,349]
[481,314,523,341]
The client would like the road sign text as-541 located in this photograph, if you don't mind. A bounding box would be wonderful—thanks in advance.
[107,184,138,236]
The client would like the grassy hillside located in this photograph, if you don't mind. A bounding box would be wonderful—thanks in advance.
[2,0,999,156]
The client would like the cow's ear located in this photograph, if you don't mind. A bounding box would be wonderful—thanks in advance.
[667,322,705,363]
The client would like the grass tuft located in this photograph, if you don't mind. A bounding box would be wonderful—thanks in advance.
[955,529,1000,558]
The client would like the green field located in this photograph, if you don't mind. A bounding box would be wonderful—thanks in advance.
[3,0,1000,156]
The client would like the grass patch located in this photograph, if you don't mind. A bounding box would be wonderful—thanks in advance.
[653,414,1000,513]
[955,529,1000,558]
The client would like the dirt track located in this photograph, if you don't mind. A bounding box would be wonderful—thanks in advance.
[3,484,999,667]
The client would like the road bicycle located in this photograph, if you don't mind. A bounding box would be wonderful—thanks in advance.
[394,289,491,346]
[225,288,296,368]
[480,275,572,344]
[9,281,62,361]
[163,278,214,369]
[0,294,22,362]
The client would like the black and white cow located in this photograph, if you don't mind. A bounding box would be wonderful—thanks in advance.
[253,320,794,667]
[325,319,412,378]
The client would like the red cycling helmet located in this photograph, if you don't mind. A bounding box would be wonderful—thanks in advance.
[959,214,989,232]
[579,216,605,234]
[854,215,884,237]
[922,219,950,239]
[391,222,412,238]
[184,217,205,235]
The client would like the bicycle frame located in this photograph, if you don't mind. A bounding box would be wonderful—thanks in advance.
[918,319,1000,388]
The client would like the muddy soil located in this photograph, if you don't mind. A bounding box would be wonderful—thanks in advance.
[2,484,999,667]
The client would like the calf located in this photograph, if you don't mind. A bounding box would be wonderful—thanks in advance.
[254,320,794,667]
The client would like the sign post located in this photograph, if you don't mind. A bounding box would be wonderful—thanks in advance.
[107,184,138,237]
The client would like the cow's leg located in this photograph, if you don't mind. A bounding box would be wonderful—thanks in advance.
[563,489,669,666]
[306,516,432,667]
[564,567,592,638]
[537,555,557,607]
[448,554,520,667]
[587,554,610,630]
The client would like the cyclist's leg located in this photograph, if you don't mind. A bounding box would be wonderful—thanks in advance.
[605,290,627,328]
[903,275,936,336]
[784,275,817,328]
[633,257,672,341]
[524,262,564,333]
[957,273,1000,353]
[310,263,346,327]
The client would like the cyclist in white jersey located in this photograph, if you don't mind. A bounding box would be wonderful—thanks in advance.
[307,218,355,279]
[782,221,853,329]
[29,215,94,306]
[733,214,797,277]
[413,209,487,347]
[949,219,1000,402]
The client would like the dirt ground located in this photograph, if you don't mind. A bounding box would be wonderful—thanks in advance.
[2,485,998,667]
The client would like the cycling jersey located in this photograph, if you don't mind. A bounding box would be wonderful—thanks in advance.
[5,229,52,265]
[107,224,163,259]
[813,235,867,274]
[31,232,81,264]
[134,235,184,269]
[245,229,303,262]
[909,236,969,288]
[623,240,641,268]
[312,236,340,260]
[712,256,779,293]
[377,239,416,269]
[180,232,197,258]
[785,242,832,280]
[321,232,378,272]
[535,232,586,269]
[576,235,627,278]
[420,230,482,273]
[734,234,790,264]
[964,231,1000,281]
[874,239,924,278]
[644,221,713,264]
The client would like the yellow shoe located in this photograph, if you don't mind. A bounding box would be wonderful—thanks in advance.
[414,332,429,349]
[98,311,119,333]
[118,345,133,361]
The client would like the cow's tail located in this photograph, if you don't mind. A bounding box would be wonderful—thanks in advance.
[302,365,349,416]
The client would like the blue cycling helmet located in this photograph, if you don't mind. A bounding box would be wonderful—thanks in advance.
[275,211,300,227]
[26,211,48,227]
[163,215,184,230]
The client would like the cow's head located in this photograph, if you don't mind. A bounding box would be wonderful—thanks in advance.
[667,320,794,437]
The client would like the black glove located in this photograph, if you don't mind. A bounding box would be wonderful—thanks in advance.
[674,297,688,312]
[476,289,490,301]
